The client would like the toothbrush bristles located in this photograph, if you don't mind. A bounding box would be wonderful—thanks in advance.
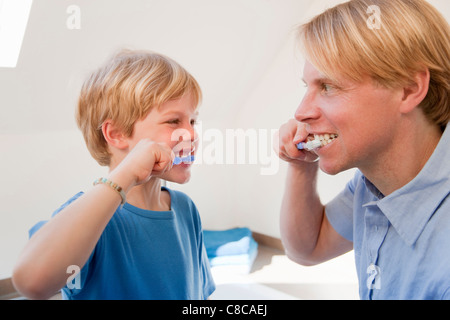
[297,140,322,151]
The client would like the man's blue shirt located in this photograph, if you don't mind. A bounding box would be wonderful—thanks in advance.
[326,126,450,299]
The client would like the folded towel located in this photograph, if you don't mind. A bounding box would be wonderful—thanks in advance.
[203,227,256,258]
[208,239,258,268]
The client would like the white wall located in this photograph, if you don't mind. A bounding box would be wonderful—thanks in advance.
[0,0,315,280]
[1,0,449,281]
[177,0,450,237]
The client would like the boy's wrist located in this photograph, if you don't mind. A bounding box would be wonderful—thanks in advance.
[107,167,136,195]
[93,178,127,205]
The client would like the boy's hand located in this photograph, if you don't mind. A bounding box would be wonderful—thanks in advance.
[274,119,319,164]
[113,139,175,189]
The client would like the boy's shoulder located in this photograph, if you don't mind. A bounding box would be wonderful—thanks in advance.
[29,192,84,238]
[163,187,202,228]
[163,186,196,208]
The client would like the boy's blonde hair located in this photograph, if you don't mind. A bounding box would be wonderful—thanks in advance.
[76,50,202,166]
[298,0,450,128]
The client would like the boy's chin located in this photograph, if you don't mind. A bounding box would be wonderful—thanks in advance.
[162,172,192,185]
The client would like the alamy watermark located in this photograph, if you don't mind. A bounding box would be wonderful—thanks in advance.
[66,5,81,30]
[366,5,381,30]
[66,264,81,289]
[366,263,381,290]
[171,121,280,176]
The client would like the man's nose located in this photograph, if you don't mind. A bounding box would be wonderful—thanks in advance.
[294,91,321,123]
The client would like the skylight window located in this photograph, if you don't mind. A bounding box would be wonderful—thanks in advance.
[0,0,33,68]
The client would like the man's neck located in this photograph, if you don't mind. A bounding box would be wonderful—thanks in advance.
[360,118,442,197]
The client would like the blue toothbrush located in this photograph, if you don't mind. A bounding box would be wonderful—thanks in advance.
[173,155,195,165]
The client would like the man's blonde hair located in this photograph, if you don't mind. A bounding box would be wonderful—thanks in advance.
[76,50,202,166]
[298,0,450,128]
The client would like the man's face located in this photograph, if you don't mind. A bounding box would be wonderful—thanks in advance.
[296,61,403,175]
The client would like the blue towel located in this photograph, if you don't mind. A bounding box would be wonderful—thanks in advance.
[203,228,258,269]
[203,227,256,258]
[207,240,258,268]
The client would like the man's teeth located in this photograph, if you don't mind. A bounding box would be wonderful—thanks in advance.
[314,134,338,146]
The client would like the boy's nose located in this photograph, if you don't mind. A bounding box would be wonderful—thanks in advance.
[172,127,195,143]
[171,126,198,156]
[190,126,198,143]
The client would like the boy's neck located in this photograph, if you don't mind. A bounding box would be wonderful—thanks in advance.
[126,178,171,211]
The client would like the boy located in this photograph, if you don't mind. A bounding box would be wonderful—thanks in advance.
[276,0,450,299]
[13,50,215,300]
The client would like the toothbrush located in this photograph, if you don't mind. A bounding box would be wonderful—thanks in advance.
[173,155,195,165]
[297,140,322,151]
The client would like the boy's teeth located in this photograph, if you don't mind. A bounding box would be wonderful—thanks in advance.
[314,134,338,146]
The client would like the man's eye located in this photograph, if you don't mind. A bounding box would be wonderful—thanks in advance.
[167,119,180,124]
[321,83,338,94]
[190,119,197,126]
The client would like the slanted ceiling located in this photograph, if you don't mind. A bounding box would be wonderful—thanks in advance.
[0,0,318,134]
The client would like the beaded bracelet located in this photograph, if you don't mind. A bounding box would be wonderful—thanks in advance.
[93,177,126,205]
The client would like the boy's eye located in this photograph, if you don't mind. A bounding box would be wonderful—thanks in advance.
[165,118,198,126]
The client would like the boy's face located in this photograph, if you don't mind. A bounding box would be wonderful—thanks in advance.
[129,93,199,184]
[296,61,403,175]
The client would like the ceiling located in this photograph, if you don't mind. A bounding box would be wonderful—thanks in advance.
[1,0,447,135]
[0,0,316,135]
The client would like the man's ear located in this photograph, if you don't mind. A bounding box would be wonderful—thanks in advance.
[101,120,129,150]
[399,68,430,114]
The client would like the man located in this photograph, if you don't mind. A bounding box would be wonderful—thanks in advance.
[276,0,450,299]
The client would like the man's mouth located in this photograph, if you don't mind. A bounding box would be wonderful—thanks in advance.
[312,133,338,147]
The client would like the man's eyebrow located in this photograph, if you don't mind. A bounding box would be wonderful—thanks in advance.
[302,77,336,85]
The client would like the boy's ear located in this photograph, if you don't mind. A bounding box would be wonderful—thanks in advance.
[101,120,129,150]
[399,68,430,114]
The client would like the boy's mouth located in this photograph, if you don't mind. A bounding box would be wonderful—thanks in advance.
[178,149,194,157]
[174,141,195,157]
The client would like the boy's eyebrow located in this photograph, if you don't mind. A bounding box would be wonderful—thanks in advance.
[161,110,199,117]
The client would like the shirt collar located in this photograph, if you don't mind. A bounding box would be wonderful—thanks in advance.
[368,125,450,246]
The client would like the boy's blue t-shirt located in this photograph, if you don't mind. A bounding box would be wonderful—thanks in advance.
[29,187,215,300]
